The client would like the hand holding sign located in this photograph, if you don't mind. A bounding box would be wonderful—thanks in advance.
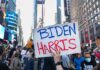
[33,23,81,58]
[53,51,61,64]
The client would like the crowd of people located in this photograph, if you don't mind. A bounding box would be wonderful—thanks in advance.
[0,36,100,70]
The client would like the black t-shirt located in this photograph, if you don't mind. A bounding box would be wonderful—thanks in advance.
[8,48,16,58]
[0,60,10,70]
[43,57,56,70]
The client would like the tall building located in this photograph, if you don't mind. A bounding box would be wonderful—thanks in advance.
[6,0,16,11]
[70,0,79,22]
[5,0,18,41]
[64,0,71,22]
[78,0,100,45]
[17,10,23,45]
[0,0,7,40]
[0,0,6,26]
[35,0,70,28]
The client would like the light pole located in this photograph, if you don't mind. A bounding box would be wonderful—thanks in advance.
[34,0,37,28]
[98,12,100,25]
[41,0,44,27]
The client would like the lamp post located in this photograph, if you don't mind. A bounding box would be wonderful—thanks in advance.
[34,0,37,28]
[41,0,44,27]
[98,12,100,25]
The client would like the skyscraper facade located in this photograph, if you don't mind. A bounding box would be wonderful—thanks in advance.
[70,0,79,22]
[64,0,71,22]
[78,0,100,45]
[5,0,18,41]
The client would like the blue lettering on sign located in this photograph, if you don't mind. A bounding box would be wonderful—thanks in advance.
[69,23,76,35]
[37,29,49,39]
[48,27,55,38]
[55,26,63,37]
[63,25,70,36]
[37,23,77,40]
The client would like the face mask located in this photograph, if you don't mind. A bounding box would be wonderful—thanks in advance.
[96,60,99,64]
[85,58,91,62]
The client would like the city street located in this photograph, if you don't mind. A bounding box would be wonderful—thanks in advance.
[0,0,100,70]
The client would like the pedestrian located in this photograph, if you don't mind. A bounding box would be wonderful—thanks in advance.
[10,52,21,70]
[24,48,29,70]
[42,57,56,70]
[7,47,16,65]
[0,45,10,70]
[21,47,27,66]
[27,49,34,70]
[82,51,97,70]
[61,55,70,70]
[74,53,84,70]
[94,35,100,63]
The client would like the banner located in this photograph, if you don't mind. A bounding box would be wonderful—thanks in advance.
[33,23,81,58]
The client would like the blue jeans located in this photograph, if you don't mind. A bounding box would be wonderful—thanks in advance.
[24,57,28,70]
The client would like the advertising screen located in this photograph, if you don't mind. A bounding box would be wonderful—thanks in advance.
[0,24,5,39]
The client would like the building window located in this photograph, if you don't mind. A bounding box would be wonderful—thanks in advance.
[97,8,100,13]
[89,25,95,41]
[92,19,93,23]
[93,4,96,8]
[90,13,92,18]
[94,10,96,14]
[84,2,86,5]
[87,4,89,8]
[95,16,98,20]
[85,7,86,11]
[90,7,92,11]
[98,14,100,17]
[1,0,6,3]
[85,29,89,43]
[96,1,99,6]
[89,2,92,6]
[81,31,84,43]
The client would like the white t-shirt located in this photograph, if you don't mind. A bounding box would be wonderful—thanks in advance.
[84,65,93,70]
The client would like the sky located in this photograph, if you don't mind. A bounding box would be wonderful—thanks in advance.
[16,0,33,45]
[16,0,65,45]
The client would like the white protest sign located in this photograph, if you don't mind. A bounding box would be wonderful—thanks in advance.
[33,23,81,58]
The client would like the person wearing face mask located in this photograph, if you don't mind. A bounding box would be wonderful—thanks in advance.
[82,52,97,70]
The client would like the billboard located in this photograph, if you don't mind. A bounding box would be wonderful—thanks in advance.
[0,24,5,39]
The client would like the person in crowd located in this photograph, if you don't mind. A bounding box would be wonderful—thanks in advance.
[61,55,70,70]
[94,63,100,70]
[38,58,42,70]
[27,49,34,70]
[82,51,97,70]
[53,51,63,70]
[24,48,34,70]
[42,57,56,70]
[7,46,16,65]
[0,45,10,70]
[21,47,27,66]
[74,53,84,70]
[94,35,100,63]
[10,52,21,70]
